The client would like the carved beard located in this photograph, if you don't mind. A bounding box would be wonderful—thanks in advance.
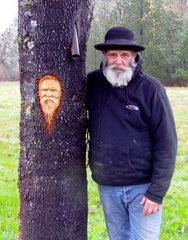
[103,57,137,87]
[41,101,57,133]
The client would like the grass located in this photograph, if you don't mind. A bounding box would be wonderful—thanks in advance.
[0,82,188,239]
[0,82,20,240]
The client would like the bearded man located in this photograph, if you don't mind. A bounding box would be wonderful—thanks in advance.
[87,26,177,240]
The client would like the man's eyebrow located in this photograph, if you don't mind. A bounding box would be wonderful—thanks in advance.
[108,52,117,56]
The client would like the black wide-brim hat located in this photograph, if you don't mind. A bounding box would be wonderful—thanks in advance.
[94,26,145,52]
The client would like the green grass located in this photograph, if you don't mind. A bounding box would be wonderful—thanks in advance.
[0,82,20,240]
[0,82,188,239]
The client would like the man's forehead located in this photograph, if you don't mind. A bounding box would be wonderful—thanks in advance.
[106,49,133,54]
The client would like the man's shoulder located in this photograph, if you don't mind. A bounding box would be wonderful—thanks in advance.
[87,69,103,89]
[87,69,103,97]
[141,73,166,96]
[87,69,100,79]
[142,73,163,87]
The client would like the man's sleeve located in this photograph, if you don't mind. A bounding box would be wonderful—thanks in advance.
[144,87,177,204]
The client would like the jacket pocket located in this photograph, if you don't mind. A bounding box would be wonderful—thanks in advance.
[89,141,140,184]
[130,148,152,172]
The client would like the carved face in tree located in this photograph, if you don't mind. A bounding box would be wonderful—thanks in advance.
[37,74,63,134]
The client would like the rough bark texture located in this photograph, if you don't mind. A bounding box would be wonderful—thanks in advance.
[18,0,94,239]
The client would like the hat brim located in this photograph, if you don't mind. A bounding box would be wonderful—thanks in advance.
[94,43,145,52]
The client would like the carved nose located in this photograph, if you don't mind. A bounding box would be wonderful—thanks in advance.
[46,90,52,96]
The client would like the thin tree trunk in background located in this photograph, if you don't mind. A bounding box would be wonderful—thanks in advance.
[139,0,143,37]
[18,0,94,239]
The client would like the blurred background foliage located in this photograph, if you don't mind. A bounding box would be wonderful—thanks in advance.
[0,0,188,86]
[86,0,188,86]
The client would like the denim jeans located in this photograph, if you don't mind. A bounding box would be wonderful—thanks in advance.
[98,183,162,240]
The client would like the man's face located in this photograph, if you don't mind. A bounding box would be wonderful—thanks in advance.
[104,49,136,68]
[102,49,137,87]
[39,78,61,114]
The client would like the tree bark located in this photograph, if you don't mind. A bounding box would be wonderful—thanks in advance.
[18,0,94,239]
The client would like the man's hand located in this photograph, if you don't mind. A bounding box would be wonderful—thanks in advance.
[141,196,161,216]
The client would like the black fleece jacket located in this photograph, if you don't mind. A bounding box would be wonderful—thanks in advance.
[87,54,177,204]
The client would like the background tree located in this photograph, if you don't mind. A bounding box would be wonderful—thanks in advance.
[171,14,188,85]
[18,0,94,239]
[86,0,115,71]
[0,19,19,81]
[86,0,188,85]
[1,0,188,84]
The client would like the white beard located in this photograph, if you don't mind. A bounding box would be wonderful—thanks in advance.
[103,58,136,87]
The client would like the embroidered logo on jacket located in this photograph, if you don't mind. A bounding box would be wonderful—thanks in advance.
[126,105,139,111]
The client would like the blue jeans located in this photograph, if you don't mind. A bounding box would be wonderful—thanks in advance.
[98,184,162,240]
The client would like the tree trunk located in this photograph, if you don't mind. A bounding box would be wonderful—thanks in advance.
[18,0,94,239]
[139,0,143,37]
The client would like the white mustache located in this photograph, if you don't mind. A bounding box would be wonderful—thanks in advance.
[110,65,128,71]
